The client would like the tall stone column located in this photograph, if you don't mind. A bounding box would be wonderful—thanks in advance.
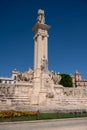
[31,9,50,104]
[33,9,50,72]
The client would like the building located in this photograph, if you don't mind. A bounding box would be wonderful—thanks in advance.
[71,71,87,87]
[0,69,18,84]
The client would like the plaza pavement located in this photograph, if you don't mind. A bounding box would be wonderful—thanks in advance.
[0,118,87,130]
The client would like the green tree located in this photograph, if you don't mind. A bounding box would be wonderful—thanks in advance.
[59,74,73,87]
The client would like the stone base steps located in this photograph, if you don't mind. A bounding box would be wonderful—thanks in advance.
[11,97,30,105]
[52,97,87,102]
[0,97,30,106]
[52,98,87,101]
[1,96,87,111]
[50,97,87,106]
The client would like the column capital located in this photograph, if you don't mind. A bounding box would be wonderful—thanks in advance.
[32,23,51,33]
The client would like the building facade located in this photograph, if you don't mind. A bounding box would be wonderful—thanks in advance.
[0,69,18,84]
[71,71,87,87]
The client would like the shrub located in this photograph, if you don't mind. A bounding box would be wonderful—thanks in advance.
[59,74,73,87]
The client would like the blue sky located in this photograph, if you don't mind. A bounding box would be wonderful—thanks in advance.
[0,0,87,79]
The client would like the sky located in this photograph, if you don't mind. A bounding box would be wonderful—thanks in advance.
[0,0,87,79]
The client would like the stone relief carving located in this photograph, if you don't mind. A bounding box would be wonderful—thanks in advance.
[0,84,15,97]
[63,88,87,97]
[64,89,73,96]
[17,69,34,83]
[37,9,45,24]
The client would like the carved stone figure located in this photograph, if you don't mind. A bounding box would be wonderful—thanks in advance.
[37,9,45,24]
[41,56,48,71]
[49,71,61,85]
[17,69,34,83]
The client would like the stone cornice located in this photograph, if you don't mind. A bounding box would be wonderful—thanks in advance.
[32,23,51,32]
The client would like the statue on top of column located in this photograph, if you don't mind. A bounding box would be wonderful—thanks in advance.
[37,9,45,24]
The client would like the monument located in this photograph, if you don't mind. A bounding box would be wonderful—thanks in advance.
[31,9,51,104]
[0,9,87,112]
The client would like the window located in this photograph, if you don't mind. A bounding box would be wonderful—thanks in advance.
[9,81,11,84]
[5,81,7,84]
[0,79,2,83]
[14,81,16,84]
[14,76,16,80]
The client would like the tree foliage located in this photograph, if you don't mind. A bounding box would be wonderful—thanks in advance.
[59,74,73,87]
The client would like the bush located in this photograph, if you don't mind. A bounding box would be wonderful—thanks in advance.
[59,74,73,87]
